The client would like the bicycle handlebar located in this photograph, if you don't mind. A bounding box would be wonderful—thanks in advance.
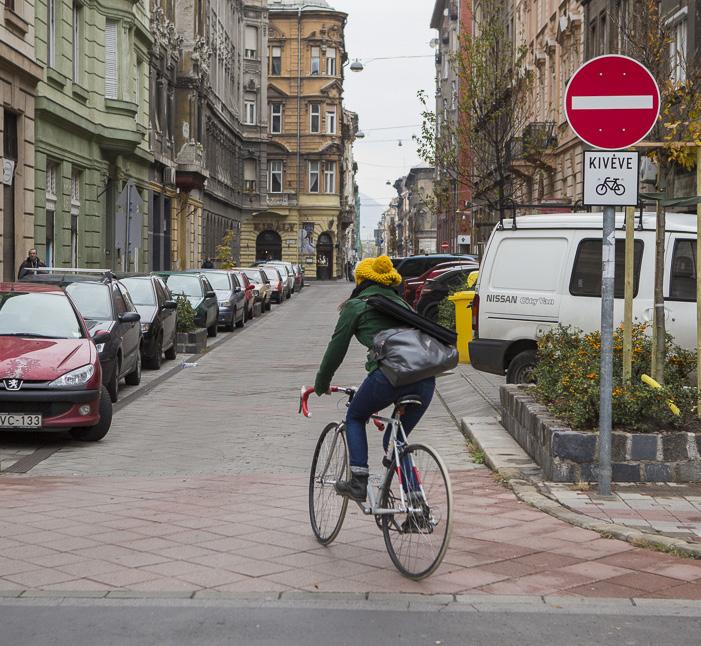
[299,385,356,418]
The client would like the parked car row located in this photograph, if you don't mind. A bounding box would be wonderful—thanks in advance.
[0,260,306,442]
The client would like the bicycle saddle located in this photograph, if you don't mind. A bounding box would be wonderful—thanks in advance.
[395,395,423,407]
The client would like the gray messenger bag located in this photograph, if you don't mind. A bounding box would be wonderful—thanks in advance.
[370,327,459,387]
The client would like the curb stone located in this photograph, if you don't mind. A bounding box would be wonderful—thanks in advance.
[459,416,701,560]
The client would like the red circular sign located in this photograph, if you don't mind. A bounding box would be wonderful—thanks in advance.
[564,55,660,150]
[440,242,449,250]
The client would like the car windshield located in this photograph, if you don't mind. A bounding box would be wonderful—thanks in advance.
[262,269,279,281]
[166,275,202,297]
[65,283,113,320]
[202,272,230,290]
[0,292,84,339]
[243,270,261,283]
[121,278,155,306]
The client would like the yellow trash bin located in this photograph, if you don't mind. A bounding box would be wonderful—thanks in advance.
[448,272,478,364]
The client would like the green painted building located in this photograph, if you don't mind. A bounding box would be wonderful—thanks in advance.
[34,0,152,270]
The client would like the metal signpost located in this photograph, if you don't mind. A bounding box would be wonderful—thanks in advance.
[565,55,660,496]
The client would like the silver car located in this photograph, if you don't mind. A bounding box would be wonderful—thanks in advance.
[260,266,286,303]
[238,268,272,312]
[265,261,295,297]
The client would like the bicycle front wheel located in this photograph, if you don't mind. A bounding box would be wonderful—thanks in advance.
[309,422,349,545]
[381,443,453,580]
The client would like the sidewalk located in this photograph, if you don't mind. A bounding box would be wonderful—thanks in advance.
[436,364,701,557]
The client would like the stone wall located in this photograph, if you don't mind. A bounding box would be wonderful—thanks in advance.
[500,384,701,483]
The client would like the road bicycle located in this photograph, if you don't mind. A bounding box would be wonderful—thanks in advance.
[299,385,453,580]
[595,176,626,196]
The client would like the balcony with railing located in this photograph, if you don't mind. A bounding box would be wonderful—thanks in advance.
[508,121,557,174]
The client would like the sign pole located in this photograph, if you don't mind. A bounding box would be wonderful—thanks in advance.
[622,205,635,384]
[697,145,701,419]
[598,206,616,496]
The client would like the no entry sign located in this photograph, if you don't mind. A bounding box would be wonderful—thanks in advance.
[565,55,660,150]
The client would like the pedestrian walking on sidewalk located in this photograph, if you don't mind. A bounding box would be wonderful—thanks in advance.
[314,256,435,502]
[17,249,46,279]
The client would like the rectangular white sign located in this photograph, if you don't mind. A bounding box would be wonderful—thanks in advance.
[583,151,639,206]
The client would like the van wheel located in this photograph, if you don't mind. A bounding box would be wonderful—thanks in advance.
[506,350,538,384]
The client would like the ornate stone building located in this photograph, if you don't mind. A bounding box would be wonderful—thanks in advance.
[1,0,41,280]
[149,0,181,271]
[239,0,348,279]
[511,0,584,212]
[200,0,268,266]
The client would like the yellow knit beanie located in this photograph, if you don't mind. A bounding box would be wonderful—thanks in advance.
[354,255,402,287]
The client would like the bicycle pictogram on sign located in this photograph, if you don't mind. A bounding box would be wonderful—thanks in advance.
[595,177,626,196]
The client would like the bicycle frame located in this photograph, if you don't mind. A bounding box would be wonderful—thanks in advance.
[301,385,427,517]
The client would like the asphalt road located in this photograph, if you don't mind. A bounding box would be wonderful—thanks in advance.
[1,598,701,645]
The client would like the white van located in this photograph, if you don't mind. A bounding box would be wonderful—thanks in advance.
[468,212,697,383]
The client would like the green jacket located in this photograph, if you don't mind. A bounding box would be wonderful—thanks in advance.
[314,284,410,394]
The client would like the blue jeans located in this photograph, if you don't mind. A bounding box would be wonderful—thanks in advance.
[345,369,435,470]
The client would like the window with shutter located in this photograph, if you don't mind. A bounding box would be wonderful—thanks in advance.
[310,47,320,75]
[244,159,256,192]
[310,104,320,133]
[245,26,258,59]
[105,20,119,99]
[326,48,336,75]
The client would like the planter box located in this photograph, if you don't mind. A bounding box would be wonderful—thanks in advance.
[176,328,207,355]
[500,384,701,483]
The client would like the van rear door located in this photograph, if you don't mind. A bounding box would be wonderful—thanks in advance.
[665,234,696,350]
[483,234,567,341]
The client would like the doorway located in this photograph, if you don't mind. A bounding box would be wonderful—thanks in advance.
[316,232,333,280]
[256,229,282,262]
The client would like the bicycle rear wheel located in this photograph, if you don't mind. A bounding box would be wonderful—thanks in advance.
[381,443,453,580]
[309,422,349,545]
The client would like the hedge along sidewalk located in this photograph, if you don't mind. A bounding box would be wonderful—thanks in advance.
[435,365,701,559]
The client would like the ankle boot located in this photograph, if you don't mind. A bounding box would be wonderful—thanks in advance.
[335,471,369,502]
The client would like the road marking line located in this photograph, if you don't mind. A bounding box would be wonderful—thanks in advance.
[571,95,653,110]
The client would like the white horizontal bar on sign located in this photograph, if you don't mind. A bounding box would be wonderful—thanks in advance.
[571,95,654,110]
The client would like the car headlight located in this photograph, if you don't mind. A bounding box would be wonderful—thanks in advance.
[48,364,95,388]
[253,289,259,297]
[218,301,229,307]
[141,322,150,333]
[95,343,105,353]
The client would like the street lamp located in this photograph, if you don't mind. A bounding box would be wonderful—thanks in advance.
[349,55,434,73]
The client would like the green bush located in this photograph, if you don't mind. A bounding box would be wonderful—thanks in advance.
[436,274,474,330]
[534,324,696,432]
[175,295,197,333]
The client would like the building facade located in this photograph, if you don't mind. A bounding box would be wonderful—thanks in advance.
[239,0,348,279]
[431,0,472,254]
[199,0,269,267]
[34,0,153,271]
[148,0,181,272]
[510,0,585,213]
[1,0,42,280]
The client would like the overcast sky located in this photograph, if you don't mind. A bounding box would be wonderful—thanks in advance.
[331,0,437,241]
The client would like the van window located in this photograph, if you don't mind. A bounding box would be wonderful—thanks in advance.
[491,238,567,291]
[669,239,696,301]
[569,239,643,298]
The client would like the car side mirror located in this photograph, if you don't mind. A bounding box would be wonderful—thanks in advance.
[92,331,111,345]
[205,290,215,298]
[164,300,177,310]
[235,286,242,293]
[119,312,141,323]
[246,284,255,291]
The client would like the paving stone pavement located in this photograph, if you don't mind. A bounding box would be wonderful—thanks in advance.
[2,283,701,599]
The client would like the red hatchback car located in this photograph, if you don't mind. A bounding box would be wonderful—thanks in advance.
[0,282,112,441]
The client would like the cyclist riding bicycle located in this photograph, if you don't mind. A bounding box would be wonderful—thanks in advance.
[314,255,436,503]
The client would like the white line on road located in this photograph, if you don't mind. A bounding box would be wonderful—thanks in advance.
[571,95,653,110]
